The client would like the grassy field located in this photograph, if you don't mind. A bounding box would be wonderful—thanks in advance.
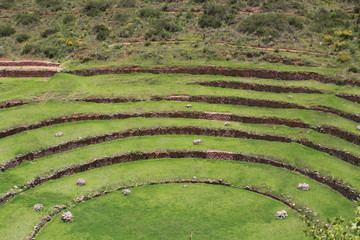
[0,158,356,239]
[0,1,359,238]
[36,184,306,240]
[1,74,360,116]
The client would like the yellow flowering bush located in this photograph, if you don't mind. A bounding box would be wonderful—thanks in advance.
[334,30,353,39]
[56,37,82,46]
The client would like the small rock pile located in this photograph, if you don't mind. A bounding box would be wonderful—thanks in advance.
[122,189,132,195]
[193,139,202,145]
[275,210,288,219]
[33,204,43,212]
[75,196,86,203]
[298,183,310,191]
[61,211,73,222]
[55,132,64,137]
[224,122,230,126]
[186,104,193,108]
[76,179,86,186]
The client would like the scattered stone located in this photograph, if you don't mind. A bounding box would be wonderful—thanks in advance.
[224,122,230,126]
[298,183,310,191]
[33,204,43,212]
[183,184,189,188]
[276,210,288,219]
[55,132,64,137]
[288,95,293,98]
[61,211,73,222]
[76,179,86,186]
[356,125,360,131]
[75,196,86,203]
[122,189,132,195]
[193,139,202,145]
[186,104,193,108]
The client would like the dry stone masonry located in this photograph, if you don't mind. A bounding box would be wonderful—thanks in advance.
[122,189,132,195]
[298,183,310,191]
[76,179,86,186]
[55,132,64,137]
[33,204,44,212]
[61,211,73,222]
[276,210,288,219]
[193,139,202,145]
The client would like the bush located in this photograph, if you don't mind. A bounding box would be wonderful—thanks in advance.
[43,47,58,58]
[309,11,350,33]
[261,0,304,12]
[82,0,111,16]
[16,34,30,43]
[0,25,16,37]
[15,13,40,25]
[348,66,358,73]
[337,53,351,63]
[198,3,234,28]
[21,43,42,55]
[115,0,136,8]
[238,14,303,38]
[41,28,58,38]
[62,15,76,25]
[138,8,161,18]
[113,13,130,25]
[93,24,110,41]
[36,0,64,11]
[198,14,221,28]
[0,0,15,9]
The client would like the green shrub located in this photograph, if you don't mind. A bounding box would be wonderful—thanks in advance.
[138,8,161,18]
[113,13,130,25]
[82,0,111,17]
[36,0,64,11]
[198,14,221,28]
[93,24,110,41]
[144,41,151,46]
[261,0,304,12]
[62,15,76,25]
[41,28,58,38]
[15,13,40,25]
[198,3,234,28]
[348,66,358,73]
[115,0,136,8]
[308,10,350,33]
[16,34,30,43]
[43,47,58,58]
[0,0,15,9]
[238,14,303,38]
[337,53,351,63]
[0,25,16,37]
[21,43,42,55]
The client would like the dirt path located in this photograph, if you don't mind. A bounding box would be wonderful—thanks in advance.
[0,60,62,71]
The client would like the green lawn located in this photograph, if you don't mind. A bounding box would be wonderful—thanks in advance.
[36,183,306,240]
[1,101,359,135]
[0,73,359,115]
[0,158,356,240]
[1,135,359,199]
[1,118,359,164]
